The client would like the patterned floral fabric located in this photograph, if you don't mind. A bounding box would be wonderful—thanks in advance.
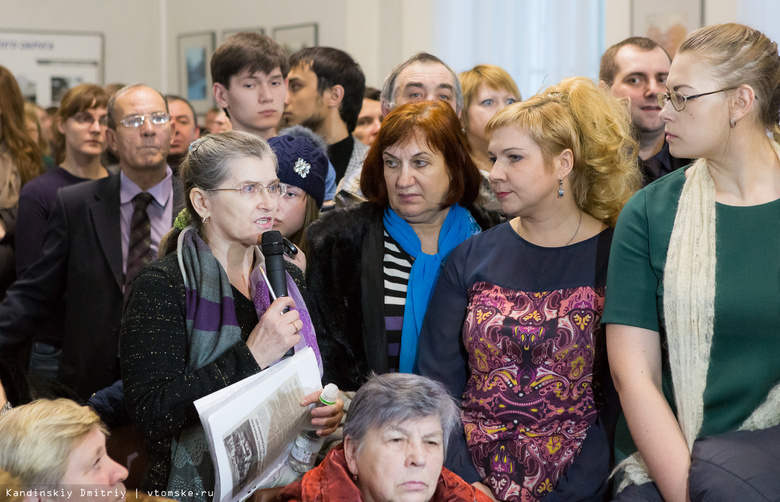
[461,283,604,501]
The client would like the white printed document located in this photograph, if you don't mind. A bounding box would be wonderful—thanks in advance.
[194,347,322,502]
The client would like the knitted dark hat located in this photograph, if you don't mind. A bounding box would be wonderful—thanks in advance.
[268,131,328,208]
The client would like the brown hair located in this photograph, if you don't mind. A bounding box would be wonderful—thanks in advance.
[365,86,381,101]
[459,64,521,134]
[360,100,480,208]
[54,83,109,164]
[23,103,49,156]
[486,77,640,225]
[677,23,780,143]
[211,32,290,87]
[599,37,670,86]
[0,66,43,185]
[286,193,320,256]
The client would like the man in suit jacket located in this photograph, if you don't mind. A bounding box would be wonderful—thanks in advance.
[0,84,183,399]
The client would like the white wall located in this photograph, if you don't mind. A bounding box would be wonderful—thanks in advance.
[164,0,347,96]
[0,0,432,98]
[604,0,742,48]
[4,0,772,104]
[0,0,165,89]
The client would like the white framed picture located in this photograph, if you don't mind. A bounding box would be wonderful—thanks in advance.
[0,29,104,107]
[273,23,318,55]
[632,0,704,57]
[178,31,216,114]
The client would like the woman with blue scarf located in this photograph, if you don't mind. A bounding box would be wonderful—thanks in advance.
[306,101,502,393]
[120,131,343,501]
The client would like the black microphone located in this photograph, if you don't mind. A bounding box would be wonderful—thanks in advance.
[261,230,294,358]
[261,230,288,301]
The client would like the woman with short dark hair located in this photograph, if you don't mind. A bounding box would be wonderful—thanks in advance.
[306,100,502,393]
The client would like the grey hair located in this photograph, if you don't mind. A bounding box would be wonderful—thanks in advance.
[106,83,168,129]
[380,52,463,115]
[343,373,460,455]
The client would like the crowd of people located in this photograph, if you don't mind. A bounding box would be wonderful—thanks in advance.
[0,20,779,502]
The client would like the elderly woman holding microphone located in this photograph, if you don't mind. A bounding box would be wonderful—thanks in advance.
[121,131,342,500]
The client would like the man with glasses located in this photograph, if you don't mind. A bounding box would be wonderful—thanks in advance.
[600,37,691,185]
[0,84,184,399]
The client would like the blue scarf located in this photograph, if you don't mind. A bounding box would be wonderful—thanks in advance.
[383,204,481,373]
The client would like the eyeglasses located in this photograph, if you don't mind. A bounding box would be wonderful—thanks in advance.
[72,112,108,126]
[657,87,737,112]
[206,181,287,198]
[118,112,171,128]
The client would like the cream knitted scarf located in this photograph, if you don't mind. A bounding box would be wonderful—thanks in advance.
[616,145,780,491]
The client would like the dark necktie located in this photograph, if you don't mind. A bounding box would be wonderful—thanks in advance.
[125,192,154,300]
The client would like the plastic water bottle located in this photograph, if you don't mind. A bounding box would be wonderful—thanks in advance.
[288,383,339,474]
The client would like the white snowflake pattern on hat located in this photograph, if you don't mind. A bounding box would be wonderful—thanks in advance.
[293,158,310,178]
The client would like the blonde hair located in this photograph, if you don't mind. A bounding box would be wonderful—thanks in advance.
[0,399,106,488]
[678,23,780,143]
[459,64,522,133]
[486,77,640,225]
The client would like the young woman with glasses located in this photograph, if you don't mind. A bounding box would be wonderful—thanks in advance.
[16,83,111,380]
[605,24,780,502]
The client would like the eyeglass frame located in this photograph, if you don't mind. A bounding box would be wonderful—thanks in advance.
[657,87,738,112]
[118,112,171,128]
[205,181,287,198]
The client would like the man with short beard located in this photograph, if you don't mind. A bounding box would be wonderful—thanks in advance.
[283,47,367,185]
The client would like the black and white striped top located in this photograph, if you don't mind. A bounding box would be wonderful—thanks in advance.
[382,230,413,373]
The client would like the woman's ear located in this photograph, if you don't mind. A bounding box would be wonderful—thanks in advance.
[57,115,66,135]
[189,188,209,222]
[555,148,574,179]
[731,84,757,124]
[343,435,359,478]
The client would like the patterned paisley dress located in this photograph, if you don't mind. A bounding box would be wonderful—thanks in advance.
[418,222,614,501]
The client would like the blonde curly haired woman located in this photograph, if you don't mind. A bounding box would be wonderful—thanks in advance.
[419,76,640,501]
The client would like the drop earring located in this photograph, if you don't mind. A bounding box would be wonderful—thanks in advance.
[730,117,737,128]
[557,179,564,198]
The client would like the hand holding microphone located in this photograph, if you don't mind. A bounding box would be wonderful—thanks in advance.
[253,230,297,361]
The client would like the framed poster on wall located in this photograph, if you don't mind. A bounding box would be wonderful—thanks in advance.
[631,0,704,57]
[178,31,216,114]
[0,30,104,107]
[273,23,318,55]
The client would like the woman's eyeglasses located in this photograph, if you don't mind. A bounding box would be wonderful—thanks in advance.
[206,181,287,198]
[657,87,737,112]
